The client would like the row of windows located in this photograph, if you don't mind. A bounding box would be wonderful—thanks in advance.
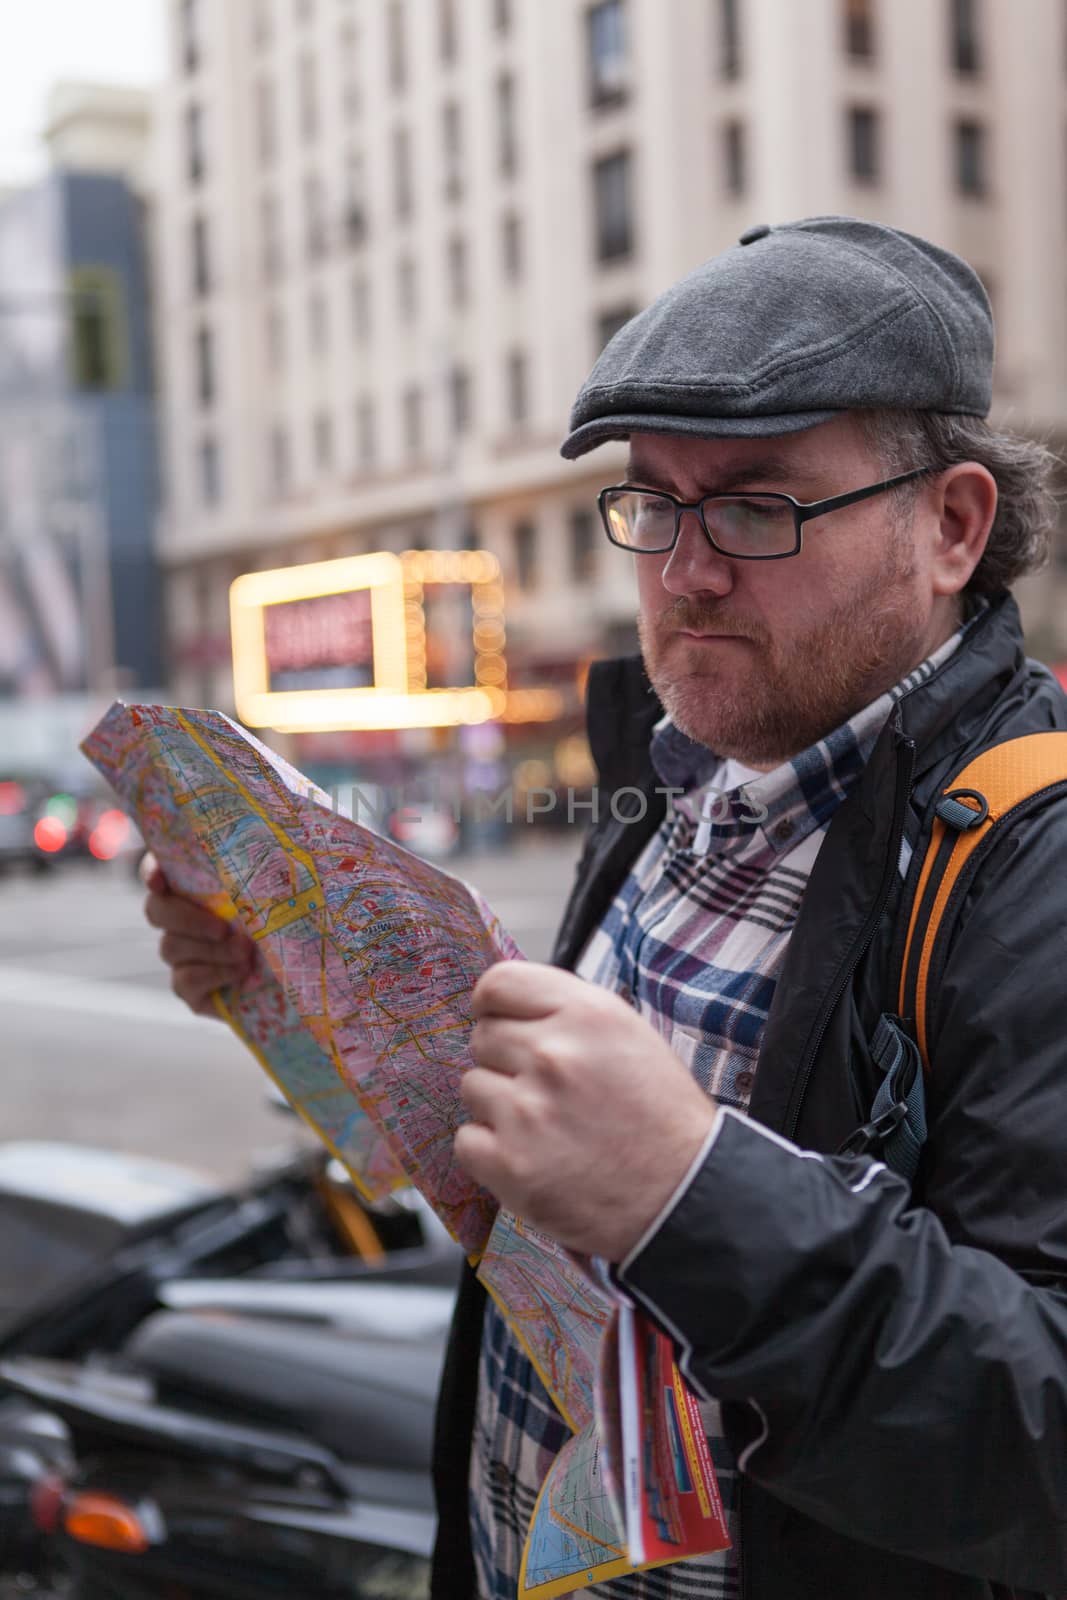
[245,144,631,290]
[243,208,519,310]
[718,0,987,79]
[715,111,993,197]
[194,317,532,440]
[243,0,513,69]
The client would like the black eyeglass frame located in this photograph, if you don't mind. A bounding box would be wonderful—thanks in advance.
[597,465,938,560]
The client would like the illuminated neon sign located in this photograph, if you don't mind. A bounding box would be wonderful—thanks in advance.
[230,549,563,731]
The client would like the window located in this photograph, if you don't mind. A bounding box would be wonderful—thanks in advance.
[298,53,319,142]
[344,152,367,245]
[351,273,371,342]
[719,0,741,79]
[255,77,277,165]
[340,22,360,119]
[397,255,417,320]
[195,324,216,407]
[69,272,125,391]
[356,397,377,469]
[502,211,522,280]
[506,349,528,426]
[844,0,875,58]
[180,0,200,73]
[393,125,413,220]
[403,386,423,456]
[450,365,472,434]
[185,102,205,184]
[439,0,458,62]
[269,423,290,494]
[514,521,537,590]
[955,118,988,196]
[443,101,463,201]
[313,411,333,473]
[847,106,880,182]
[497,72,518,177]
[587,1,628,105]
[387,0,407,92]
[951,0,981,73]
[199,436,221,507]
[447,233,468,308]
[723,120,745,195]
[308,288,329,355]
[570,508,596,582]
[260,191,283,282]
[191,214,211,296]
[593,150,633,261]
[252,0,272,50]
[304,173,326,261]
[596,304,636,350]
[265,304,286,373]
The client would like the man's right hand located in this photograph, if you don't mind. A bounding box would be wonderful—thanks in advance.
[141,853,257,1017]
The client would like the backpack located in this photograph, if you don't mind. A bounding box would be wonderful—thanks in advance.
[840,731,1067,1182]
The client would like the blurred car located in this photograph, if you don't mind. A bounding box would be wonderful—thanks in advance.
[48,788,144,870]
[0,778,62,874]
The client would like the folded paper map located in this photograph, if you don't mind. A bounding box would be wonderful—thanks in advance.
[82,701,729,1592]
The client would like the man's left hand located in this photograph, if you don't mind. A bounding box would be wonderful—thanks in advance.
[455,962,720,1262]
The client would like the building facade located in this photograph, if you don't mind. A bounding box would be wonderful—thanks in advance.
[154,0,1067,727]
[0,132,163,705]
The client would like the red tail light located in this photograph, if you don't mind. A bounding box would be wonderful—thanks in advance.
[29,1473,65,1534]
[33,816,68,853]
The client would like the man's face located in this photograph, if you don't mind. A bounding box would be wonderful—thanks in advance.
[629,417,947,768]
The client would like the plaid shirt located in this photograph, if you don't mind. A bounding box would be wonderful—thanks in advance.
[470,631,966,1600]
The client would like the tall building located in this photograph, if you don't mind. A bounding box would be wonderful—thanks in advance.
[0,83,162,716]
[154,0,1067,727]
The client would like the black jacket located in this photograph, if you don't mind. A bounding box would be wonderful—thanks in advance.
[432,593,1067,1600]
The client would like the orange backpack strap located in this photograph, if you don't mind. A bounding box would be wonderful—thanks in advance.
[898,731,1067,1074]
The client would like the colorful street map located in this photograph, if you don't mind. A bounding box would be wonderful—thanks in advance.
[478,1210,614,1433]
[82,702,502,1248]
[82,701,729,1597]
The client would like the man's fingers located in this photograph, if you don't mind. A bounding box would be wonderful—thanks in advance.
[159,930,253,974]
[453,1120,505,1190]
[460,1065,516,1126]
[144,889,232,942]
[472,961,576,1020]
[171,964,230,1017]
[468,1018,527,1076]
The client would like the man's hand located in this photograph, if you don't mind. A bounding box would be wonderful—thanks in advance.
[140,853,257,1017]
[455,962,719,1262]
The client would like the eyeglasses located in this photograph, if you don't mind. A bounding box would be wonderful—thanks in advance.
[597,466,936,560]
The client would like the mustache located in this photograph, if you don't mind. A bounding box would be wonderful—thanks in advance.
[653,598,766,642]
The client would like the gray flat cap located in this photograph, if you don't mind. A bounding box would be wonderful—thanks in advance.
[561,215,993,459]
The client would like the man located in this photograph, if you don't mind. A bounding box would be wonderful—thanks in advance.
[146,218,1067,1599]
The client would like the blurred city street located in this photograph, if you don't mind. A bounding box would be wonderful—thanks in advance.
[0,834,582,1181]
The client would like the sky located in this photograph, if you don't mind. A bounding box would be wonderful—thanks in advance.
[0,0,166,185]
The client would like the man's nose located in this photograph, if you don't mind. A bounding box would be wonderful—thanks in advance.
[659,510,735,596]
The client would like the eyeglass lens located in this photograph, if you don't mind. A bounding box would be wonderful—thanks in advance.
[603,490,797,557]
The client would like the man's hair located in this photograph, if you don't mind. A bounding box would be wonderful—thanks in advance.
[858,410,1062,596]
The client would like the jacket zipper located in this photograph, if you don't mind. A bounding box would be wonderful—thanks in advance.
[783,737,915,1145]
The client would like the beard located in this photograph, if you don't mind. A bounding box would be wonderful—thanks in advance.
[638,546,924,767]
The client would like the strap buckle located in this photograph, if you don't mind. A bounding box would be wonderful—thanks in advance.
[837,1098,908,1159]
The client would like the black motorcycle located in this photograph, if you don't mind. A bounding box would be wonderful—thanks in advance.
[0,1121,459,1590]
[3,1275,455,1599]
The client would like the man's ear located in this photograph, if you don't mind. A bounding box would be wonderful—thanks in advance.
[930,462,998,597]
